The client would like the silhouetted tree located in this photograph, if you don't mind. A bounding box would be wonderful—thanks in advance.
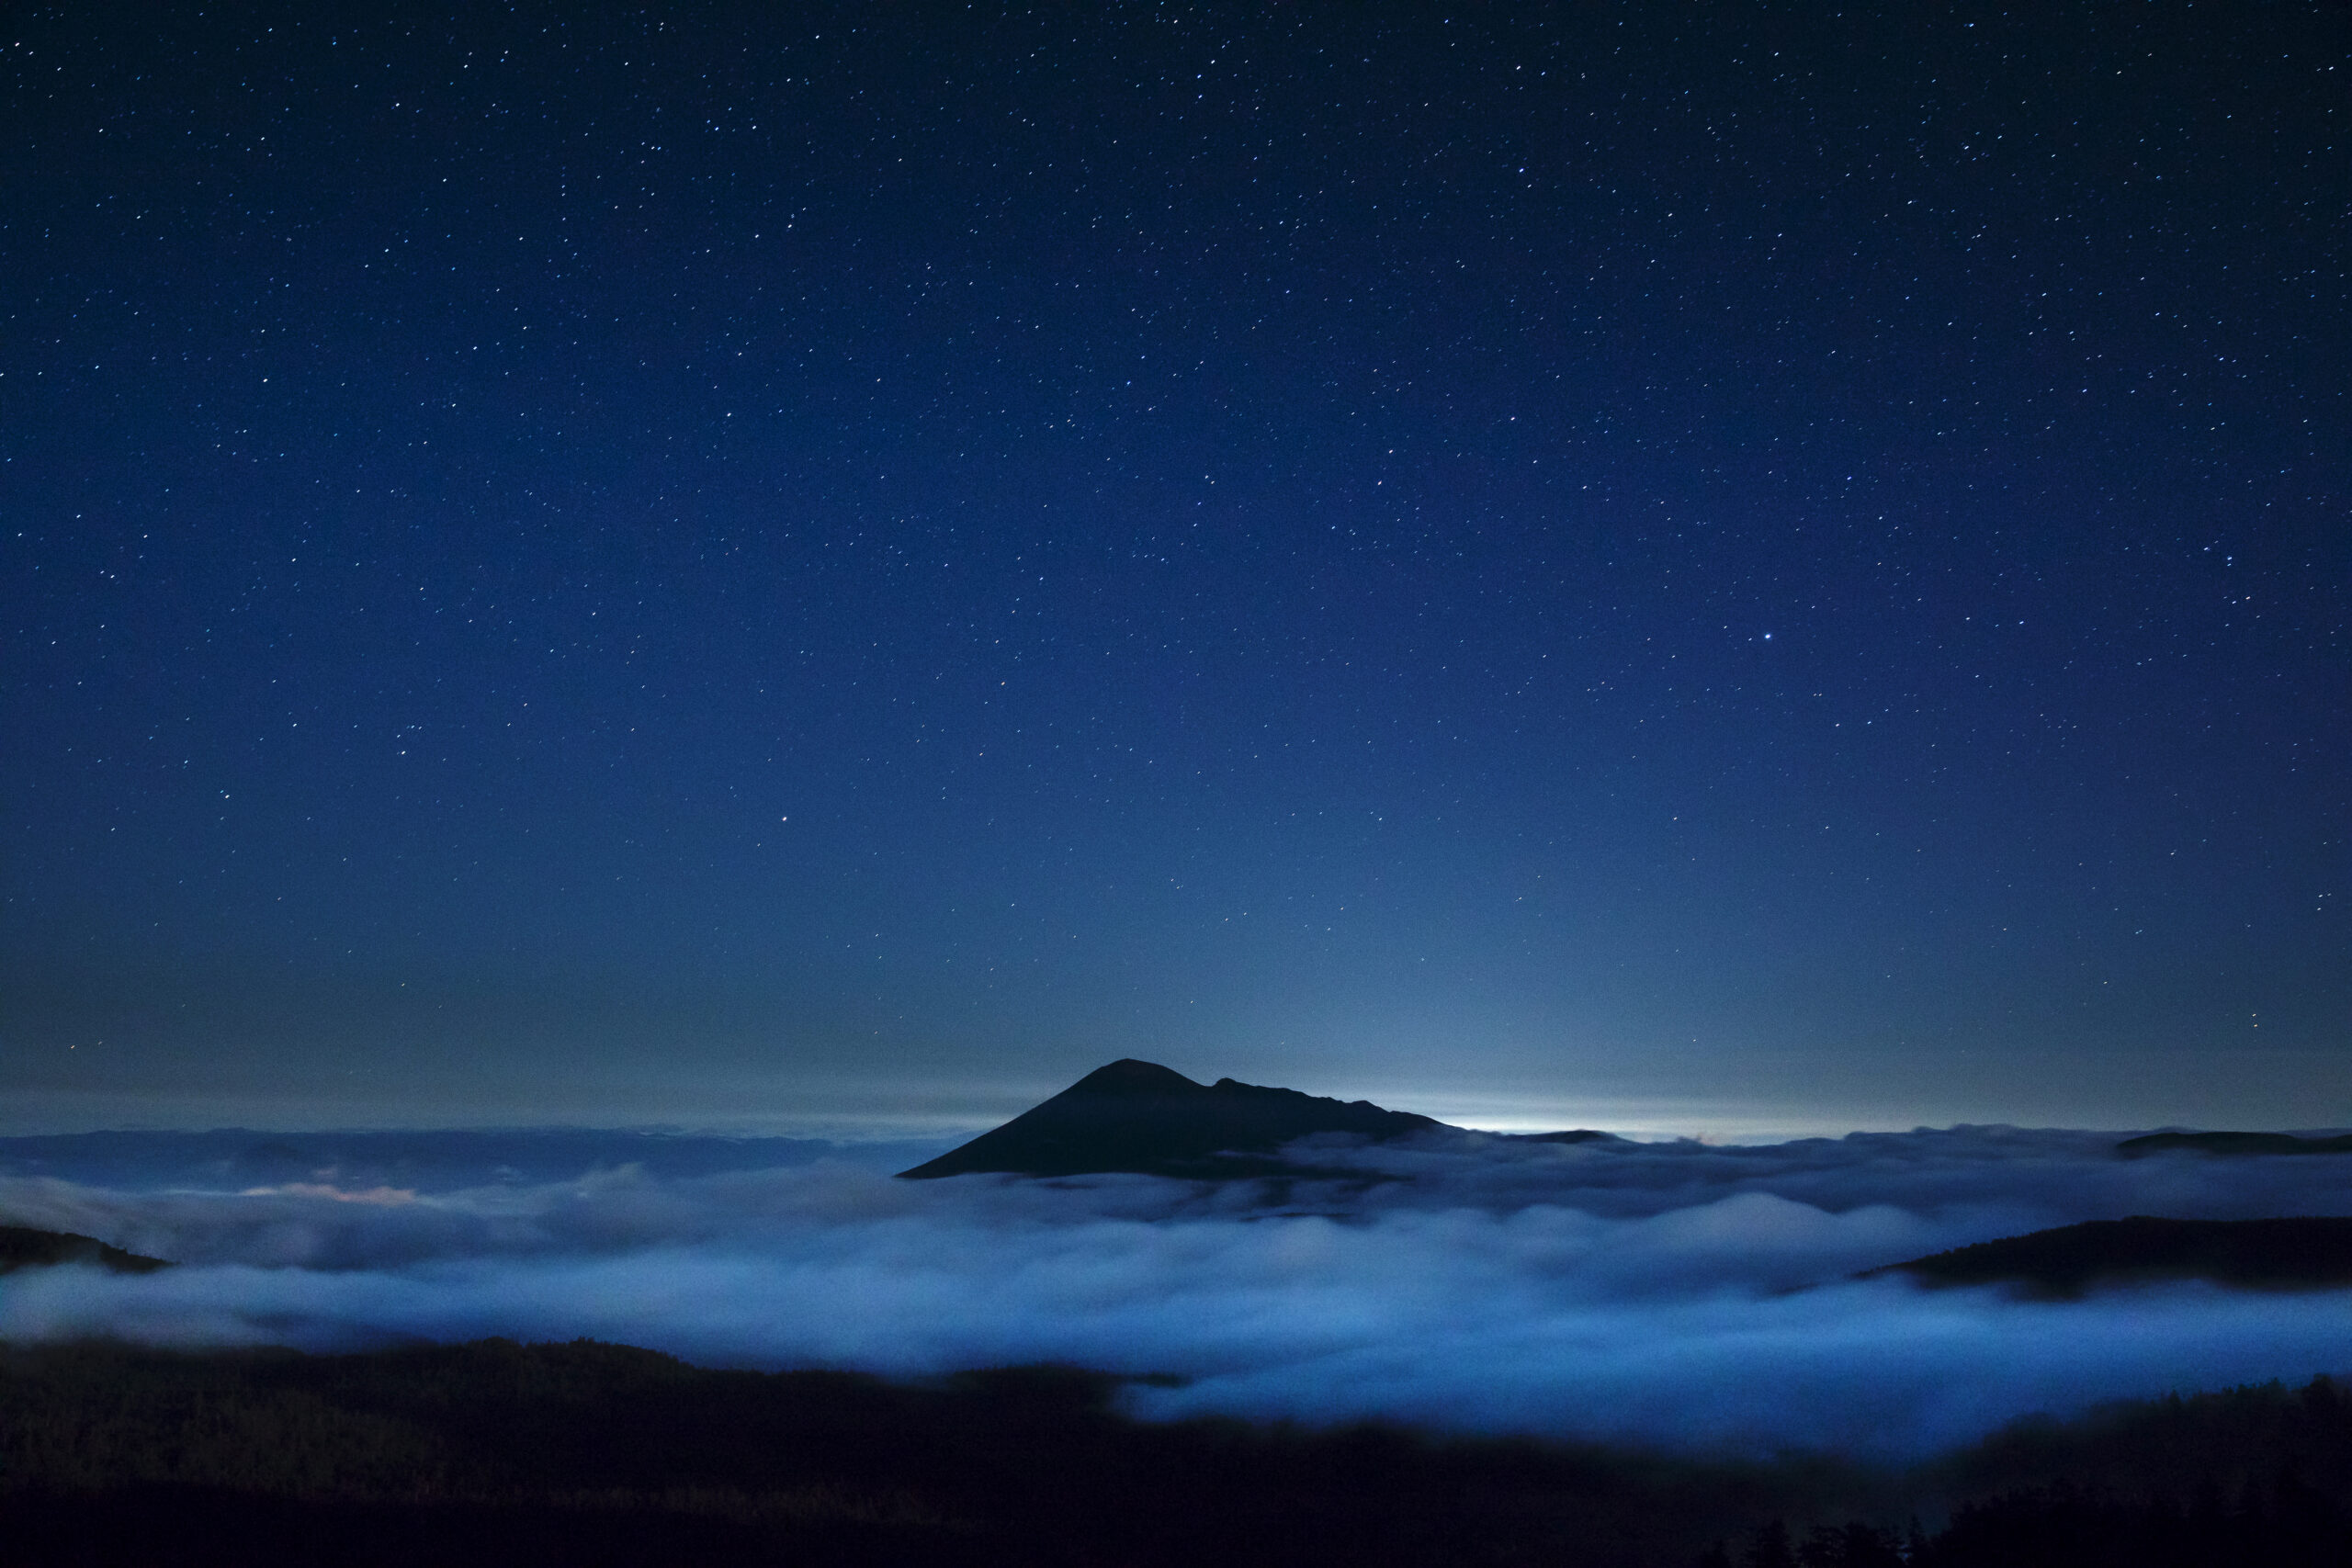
[1744,1518,1796,1568]
[1797,1520,1903,1567]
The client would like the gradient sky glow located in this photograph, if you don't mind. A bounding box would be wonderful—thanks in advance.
[4,5,2346,1135]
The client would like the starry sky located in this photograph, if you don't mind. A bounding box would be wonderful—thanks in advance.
[4,4,2345,1136]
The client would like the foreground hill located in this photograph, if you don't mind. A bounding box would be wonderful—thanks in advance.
[897,1058,1448,1179]
[1871,1216,2352,1296]
[0,1337,2347,1567]
[0,1337,1813,1567]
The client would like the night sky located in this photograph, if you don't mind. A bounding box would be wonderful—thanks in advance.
[6,4,2346,1136]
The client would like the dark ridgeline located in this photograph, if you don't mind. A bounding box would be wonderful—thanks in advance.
[0,1224,171,1275]
[2117,1131,2352,1158]
[0,1128,920,1192]
[1868,1216,2352,1296]
[896,1058,1447,1179]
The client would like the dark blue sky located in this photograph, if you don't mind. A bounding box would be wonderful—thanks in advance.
[5,4,2345,1133]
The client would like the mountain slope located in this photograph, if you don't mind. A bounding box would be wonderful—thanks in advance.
[1869,1215,2352,1296]
[0,1224,173,1275]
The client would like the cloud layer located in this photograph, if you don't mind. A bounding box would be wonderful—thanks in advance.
[5,1125,2351,1457]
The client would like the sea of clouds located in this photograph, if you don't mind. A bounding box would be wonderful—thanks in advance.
[5,1123,2352,1458]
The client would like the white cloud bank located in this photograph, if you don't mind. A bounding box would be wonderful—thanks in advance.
[4,1125,2351,1458]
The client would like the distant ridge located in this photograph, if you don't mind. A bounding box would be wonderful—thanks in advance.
[1868,1215,2352,1296]
[898,1059,1447,1179]
[0,1224,172,1275]
[2116,1130,2352,1158]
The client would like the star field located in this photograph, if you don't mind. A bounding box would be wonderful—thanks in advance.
[3,4,2345,1131]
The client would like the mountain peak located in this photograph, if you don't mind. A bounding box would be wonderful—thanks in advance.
[1065,1059,1209,1096]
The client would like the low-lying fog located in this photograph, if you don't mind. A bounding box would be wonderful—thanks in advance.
[4,1124,2349,1458]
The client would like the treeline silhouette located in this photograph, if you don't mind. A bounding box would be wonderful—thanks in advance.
[0,1337,1855,1567]
[2,1338,2348,1566]
[1713,1472,2348,1568]
[1701,1373,2352,1568]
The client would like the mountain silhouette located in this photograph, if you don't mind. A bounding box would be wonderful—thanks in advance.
[0,1224,173,1275]
[2115,1130,2352,1157]
[898,1059,1449,1179]
[1867,1214,2352,1296]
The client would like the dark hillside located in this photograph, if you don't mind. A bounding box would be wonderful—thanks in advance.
[0,1225,171,1275]
[5,1338,2351,1566]
[1869,1216,2352,1296]
[0,1338,1856,1568]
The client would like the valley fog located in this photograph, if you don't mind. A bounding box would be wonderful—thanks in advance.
[5,1124,2349,1457]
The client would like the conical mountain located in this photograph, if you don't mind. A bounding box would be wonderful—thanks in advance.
[898,1059,1444,1179]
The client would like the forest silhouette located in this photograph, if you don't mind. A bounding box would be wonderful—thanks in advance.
[1,1335,2347,1566]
